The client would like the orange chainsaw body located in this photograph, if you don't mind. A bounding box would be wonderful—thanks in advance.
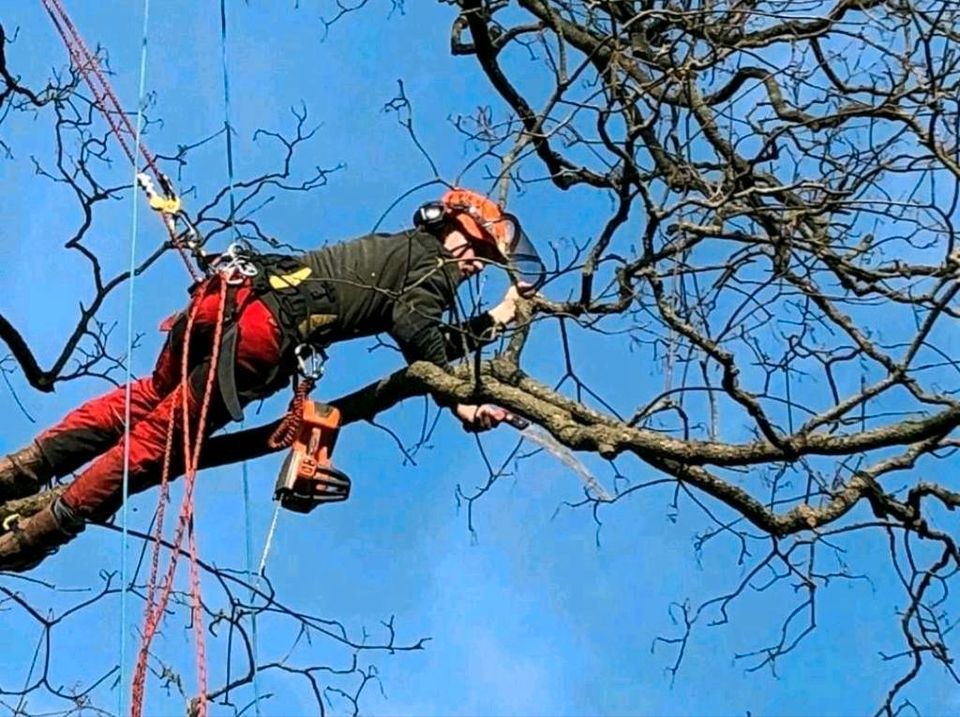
[274,401,351,513]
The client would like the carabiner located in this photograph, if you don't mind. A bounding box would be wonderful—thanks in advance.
[175,211,203,251]
[294,343,327,381]
[211,241,259,284]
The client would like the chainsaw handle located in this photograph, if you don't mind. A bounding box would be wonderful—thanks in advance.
[504,413,530,430]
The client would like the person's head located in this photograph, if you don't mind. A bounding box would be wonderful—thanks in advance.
[440,226,492,281]
[413,187,546,287]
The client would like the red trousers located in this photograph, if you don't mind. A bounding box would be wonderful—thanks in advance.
[37,282,284,521]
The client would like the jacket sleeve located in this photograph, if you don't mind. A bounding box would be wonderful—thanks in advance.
[390,249,501,367]
[440,313,500,360]
[390,263,456,366]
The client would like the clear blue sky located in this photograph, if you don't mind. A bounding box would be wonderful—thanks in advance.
[0,2,956,715]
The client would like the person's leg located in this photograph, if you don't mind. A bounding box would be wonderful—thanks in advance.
[62,362,222,520]
[0,304,191,505]
[0,376,166,503]
[0,289,284,571]
[67,290,285,520]
[37,377,166,474]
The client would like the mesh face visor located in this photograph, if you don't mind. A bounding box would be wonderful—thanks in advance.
[500,214,545,289]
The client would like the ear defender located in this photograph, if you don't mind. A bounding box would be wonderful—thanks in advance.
[413,201,446,229]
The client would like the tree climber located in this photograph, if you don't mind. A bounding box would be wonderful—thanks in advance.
[0,188,544,572]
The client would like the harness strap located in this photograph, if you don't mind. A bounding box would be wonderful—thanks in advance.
[216,309,244,423]
[249,254,340,342]
[165,250,339,425]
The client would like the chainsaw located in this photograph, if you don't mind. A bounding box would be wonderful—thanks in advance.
[274,400,351,513]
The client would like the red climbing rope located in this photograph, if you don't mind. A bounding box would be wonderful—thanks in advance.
[40,0,203,282]
[141,409,177,625]
[37,3,214,713]
[130,279,227,717]
[42,0,158,173]
[268,377,316,449]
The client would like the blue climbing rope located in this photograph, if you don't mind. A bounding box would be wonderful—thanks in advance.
[220,0,239,229]
[120,0,153,714]
[219,1,264,712]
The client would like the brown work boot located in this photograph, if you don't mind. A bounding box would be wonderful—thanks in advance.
[0,442,53,504]
[0,501,83,573]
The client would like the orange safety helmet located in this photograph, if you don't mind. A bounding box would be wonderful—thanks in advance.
[413,187,546,288]
[442,188,514,259]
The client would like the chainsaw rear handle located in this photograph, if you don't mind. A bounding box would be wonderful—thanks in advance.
[504,413,529,430]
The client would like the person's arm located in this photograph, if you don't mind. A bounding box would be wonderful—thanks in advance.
[390,253,528,431]
[439,285,526,360]
[447,286,527,432]
[390,269,456,367]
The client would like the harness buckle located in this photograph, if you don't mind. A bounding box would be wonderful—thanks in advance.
[294,343,327,381]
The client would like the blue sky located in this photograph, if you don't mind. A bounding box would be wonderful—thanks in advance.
[1,1,958,715]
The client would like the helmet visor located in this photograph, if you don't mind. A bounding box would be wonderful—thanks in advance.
[500,214,545,290]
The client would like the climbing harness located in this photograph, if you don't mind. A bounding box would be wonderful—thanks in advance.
[190,240,352,587]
